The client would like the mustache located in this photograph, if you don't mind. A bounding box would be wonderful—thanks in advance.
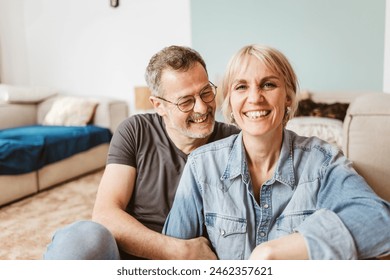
[188,108,214,122]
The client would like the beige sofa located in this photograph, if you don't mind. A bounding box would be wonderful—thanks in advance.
[287,91,390,259]
[0,93,128,207]
[289,91,390,202]
[343,93,390,202]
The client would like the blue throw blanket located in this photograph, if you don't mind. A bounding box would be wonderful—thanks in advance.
[0,125,112,175]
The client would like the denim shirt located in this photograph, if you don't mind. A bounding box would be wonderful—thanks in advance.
[163,130,390,260]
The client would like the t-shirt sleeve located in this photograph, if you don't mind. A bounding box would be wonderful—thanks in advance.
[106,117,138,167]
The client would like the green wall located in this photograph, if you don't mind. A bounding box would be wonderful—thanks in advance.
[191,0,385,92]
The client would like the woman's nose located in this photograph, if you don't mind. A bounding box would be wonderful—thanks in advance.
[247,88,264,103]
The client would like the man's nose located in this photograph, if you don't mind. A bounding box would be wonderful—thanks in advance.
[192,95,209,113]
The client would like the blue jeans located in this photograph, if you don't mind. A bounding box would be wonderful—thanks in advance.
[43,221,120,260]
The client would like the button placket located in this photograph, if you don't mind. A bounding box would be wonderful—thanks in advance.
[257,186,272,244]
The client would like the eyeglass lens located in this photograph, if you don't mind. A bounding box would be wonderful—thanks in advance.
[177,83,216,112]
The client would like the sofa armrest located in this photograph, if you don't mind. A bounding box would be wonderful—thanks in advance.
[343,93,390,201]
[0,102,37,129]
[91,97,129,133]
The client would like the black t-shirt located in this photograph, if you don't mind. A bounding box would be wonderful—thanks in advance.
[107,113,239,233]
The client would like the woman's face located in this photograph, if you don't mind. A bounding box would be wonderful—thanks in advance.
[229,55,291,138]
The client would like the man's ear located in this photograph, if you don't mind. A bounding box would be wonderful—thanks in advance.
[149,96,166,116]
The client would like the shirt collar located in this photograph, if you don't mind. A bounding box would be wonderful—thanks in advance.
[220,130,296,190]
[274,129,296,189]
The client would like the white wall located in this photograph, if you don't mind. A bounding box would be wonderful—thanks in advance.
[0,0,191,113]
[384,0,390,93]
[0,0,29,84]
[1,0,389,108]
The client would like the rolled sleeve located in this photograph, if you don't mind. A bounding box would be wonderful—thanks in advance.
[163,160,204,239]
[295,208,357,259]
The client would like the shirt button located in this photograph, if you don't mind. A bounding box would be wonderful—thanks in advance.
[220,229,226,236]
[263,204,269,209]
[260,232,266,237]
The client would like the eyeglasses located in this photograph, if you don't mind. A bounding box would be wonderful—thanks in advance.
[155,81,217,113]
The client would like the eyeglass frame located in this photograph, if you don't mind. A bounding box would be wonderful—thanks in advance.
[154,81,217,113]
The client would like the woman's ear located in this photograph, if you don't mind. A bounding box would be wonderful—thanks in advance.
[149,96,166,116]
[285,93,293,107]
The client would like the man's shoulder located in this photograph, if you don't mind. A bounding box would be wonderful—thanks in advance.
[128,112,161,123]
[213,121,240,140]
[118,113,162,130]
[191,133,239,160]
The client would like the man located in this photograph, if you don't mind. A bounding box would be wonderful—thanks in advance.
[44,45,239,259]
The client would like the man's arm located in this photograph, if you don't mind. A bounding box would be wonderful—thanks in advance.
[92,163,217,260]
[249,233,309,260]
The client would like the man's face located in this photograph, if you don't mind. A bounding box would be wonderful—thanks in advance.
[157,62,216,139]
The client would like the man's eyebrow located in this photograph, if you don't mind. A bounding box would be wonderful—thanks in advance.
[176,83,211,99]
[200,82,212,91]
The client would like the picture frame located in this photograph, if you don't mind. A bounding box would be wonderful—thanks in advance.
[110,0,119,8]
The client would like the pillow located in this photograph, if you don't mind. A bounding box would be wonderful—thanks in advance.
[296,96,349,121]
[0,84,57,103]
[43,96,98,126]
[286,117,344,148]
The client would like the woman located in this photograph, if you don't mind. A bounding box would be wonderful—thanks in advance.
[163,44,390,259]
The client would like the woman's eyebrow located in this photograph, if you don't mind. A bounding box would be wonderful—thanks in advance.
[260,75,280,81]
[232,79,248,85]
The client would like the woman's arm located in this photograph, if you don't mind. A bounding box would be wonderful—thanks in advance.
[163,161,206,239]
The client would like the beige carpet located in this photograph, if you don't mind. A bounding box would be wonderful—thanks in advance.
[0,169,103,260]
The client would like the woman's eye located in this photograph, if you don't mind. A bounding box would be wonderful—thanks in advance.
[235,84,247,91]
[262,82,276,89]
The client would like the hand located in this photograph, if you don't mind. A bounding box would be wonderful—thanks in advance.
[249,243,275,260]
[179,237,218,260]
[249,233,309,260]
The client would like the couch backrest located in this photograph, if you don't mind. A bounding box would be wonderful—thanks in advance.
[0,103,37,129]
[343,93,390,202]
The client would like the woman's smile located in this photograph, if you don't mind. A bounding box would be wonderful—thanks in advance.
[244,110,271,119]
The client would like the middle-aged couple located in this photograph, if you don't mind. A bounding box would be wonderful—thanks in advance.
[44,44,390,260]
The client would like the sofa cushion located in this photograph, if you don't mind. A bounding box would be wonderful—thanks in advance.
[43,96,98,126]
[0,125,111,175]
[286,117,343,148]
[296,96,349,121]
[0,135,44,174]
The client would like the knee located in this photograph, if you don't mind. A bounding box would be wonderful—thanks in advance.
[44,220,120,260]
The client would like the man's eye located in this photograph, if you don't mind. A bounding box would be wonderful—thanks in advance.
[200,90,213,98]
[178,98,193,106]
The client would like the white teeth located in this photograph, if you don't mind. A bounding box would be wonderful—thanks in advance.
[245,111,269,119]
[192,115,207,123]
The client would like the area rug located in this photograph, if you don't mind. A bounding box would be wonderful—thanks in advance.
[0,169,103,260]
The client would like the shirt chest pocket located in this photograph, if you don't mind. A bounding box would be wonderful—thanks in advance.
[275,210,315,235]
[205,213,247,260]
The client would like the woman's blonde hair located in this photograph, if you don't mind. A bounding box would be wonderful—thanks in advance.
[221,44,299,124]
